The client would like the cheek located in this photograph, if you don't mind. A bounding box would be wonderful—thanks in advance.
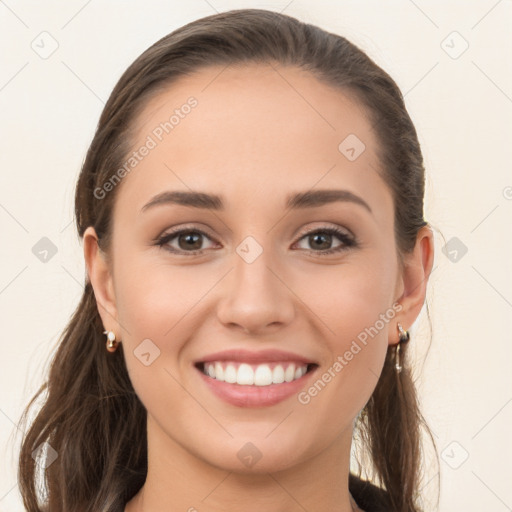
[114,256,207,336]
[295,251,396,400]
[113,256,223,396]
[112,261,203,411]
[296,249,397,340]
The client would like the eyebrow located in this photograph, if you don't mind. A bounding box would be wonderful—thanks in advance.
[140,189,372,214]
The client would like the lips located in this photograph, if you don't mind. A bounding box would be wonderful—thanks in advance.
[195,348,316,366]
[194,349,318,407]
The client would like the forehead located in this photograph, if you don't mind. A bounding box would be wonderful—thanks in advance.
[114,63,390,220]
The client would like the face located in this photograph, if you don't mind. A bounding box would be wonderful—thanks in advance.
[89,64,406,474]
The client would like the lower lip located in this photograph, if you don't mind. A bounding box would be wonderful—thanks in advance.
[196,366,316,407]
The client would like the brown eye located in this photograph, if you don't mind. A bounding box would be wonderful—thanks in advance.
[177,232,203,251]
[295,227,356,255]
[308,232,333,250]
[157,228,217,254]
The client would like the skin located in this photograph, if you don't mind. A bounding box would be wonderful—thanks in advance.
[84,63,434,512]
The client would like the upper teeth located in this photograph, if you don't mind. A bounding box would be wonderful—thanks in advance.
[203,362,308,386]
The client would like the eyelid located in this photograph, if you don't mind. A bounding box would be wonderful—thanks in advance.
[157,223,216,240]
[155,223,357,255]
[294,222,353,239]
[155,224,218,251]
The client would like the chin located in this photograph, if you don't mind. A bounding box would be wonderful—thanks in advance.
[196,433,312,475]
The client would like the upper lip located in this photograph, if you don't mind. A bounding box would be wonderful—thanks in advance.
[195,349,317,366]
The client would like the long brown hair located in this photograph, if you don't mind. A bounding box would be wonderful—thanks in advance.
[17,8,439,511]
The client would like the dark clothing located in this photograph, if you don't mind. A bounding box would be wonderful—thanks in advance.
[116,473,391,512]
[349,473,391,511]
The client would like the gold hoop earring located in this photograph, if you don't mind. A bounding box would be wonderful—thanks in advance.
[395,323,410,373]
[104,330,119,353]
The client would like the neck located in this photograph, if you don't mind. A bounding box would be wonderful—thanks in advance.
[125,415,360,512]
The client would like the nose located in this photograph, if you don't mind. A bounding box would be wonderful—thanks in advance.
[216,243,295,335]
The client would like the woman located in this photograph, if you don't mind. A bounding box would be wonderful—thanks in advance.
[18,8,437,512]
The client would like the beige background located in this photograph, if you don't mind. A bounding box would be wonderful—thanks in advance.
[1,1,511,510]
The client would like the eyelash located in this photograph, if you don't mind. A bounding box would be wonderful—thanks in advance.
[154,225,357,256]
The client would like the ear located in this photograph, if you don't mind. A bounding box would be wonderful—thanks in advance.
[83,226,120,335]
[390,225,435,344]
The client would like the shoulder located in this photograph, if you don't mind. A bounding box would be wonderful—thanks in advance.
[349,472,391,512]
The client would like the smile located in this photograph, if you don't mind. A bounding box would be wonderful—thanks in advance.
[195,356,318,407]
[199,361,312,386]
